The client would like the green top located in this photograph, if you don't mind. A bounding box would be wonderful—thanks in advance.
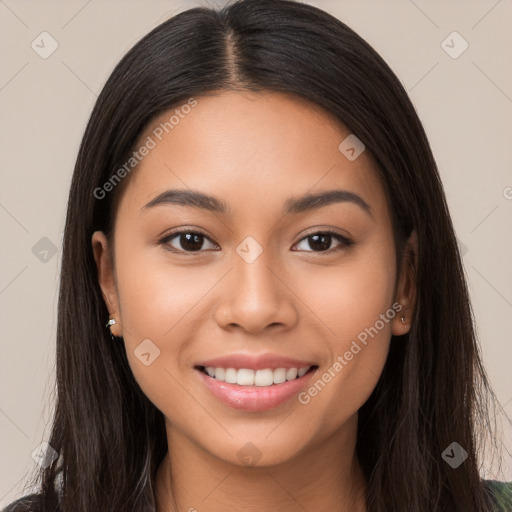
[2,480,511,511]
[485,479,512,511]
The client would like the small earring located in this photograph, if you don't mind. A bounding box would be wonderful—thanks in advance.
[106,317,118,341]
[401,313,406,324]
[106,317,116,328]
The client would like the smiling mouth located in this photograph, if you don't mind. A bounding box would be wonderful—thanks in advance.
[195,365,318,387]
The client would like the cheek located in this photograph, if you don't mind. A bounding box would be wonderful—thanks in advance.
[112,245,233,444]
[293,241,396,415]
[115,234,214,338]
[301,242,396,344]
[112,241,209,380]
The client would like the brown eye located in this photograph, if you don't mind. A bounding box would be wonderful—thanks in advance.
[160,230,218,253]
[294,230,353,253]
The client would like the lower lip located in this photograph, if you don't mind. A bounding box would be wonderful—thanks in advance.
[195,367,317,412]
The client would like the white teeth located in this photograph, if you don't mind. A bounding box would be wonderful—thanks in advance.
[273,368,287,384]
[203,365,312,386]
[225,368,237,384]
[214,367,225,381]
[236,368,255,386]
[254,369,274,386]
[285,367,298,380]
[297,367,309,377]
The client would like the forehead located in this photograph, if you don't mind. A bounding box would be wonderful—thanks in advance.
[118,90,387,223]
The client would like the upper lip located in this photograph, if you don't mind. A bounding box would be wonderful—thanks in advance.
[195,353,317,371]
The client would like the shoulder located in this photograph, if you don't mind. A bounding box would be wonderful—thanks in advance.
[2,493,42,512]
[483,479,512,511]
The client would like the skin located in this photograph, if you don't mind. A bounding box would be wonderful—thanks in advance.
[92,90,417,512]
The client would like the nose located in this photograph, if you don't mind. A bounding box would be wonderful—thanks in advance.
[214,247,298,335]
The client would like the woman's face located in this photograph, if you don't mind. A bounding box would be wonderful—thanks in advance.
[93,90,414,467]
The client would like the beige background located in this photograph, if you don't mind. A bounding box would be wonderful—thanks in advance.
[1,0,511,506]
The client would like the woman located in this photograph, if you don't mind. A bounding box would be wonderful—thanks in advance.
[4,0,511,510]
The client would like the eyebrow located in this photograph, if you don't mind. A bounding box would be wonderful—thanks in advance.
[141,188,373,218]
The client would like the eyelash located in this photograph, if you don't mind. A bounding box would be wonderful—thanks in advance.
[158,228,354,255]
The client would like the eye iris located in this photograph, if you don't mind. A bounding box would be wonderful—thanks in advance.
[180,233,203,251]
[309,233,331,251]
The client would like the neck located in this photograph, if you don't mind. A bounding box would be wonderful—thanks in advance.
[155,415,367,512]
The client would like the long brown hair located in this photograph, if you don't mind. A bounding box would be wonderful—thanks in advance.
[12,0,507,510]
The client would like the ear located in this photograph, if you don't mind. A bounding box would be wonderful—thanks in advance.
[91,230,123,337]
[391,230,418,336]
